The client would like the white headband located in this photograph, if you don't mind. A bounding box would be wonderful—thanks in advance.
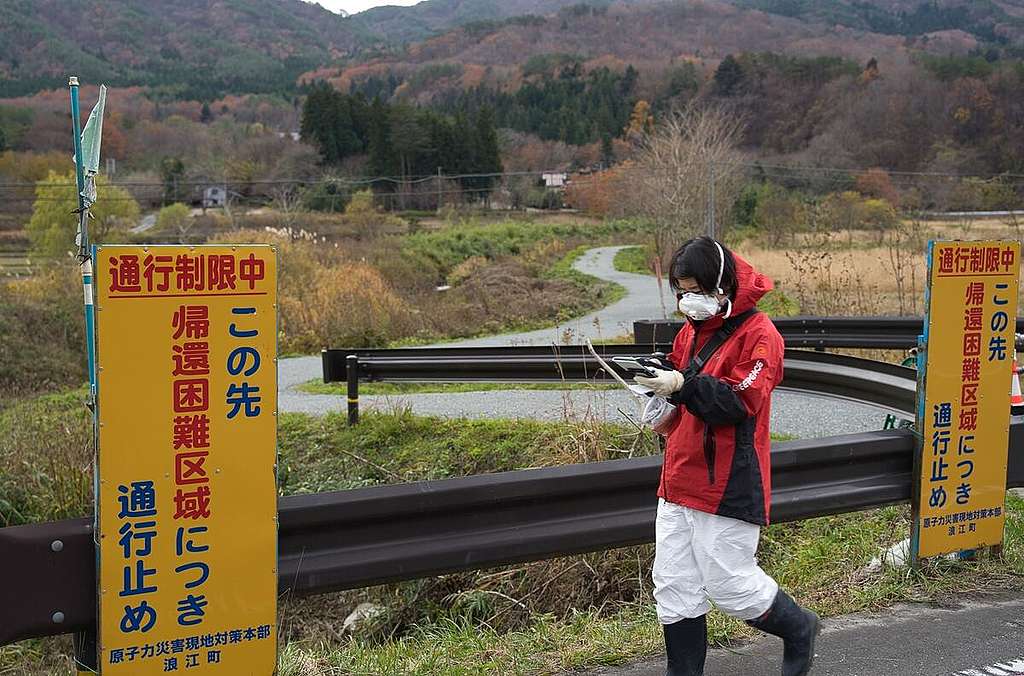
[713,240,725,296]
[712,239,733,319]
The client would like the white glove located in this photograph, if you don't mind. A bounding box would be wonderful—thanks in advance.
[634,368,684,397]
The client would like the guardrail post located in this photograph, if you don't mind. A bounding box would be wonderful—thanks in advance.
[347,354,359,426]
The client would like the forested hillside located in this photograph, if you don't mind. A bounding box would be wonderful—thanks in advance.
[2,0,1024,190]
[0,0,361,99]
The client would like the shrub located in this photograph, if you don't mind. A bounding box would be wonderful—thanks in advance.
[302,180,351,213]
[208,229,410,352]
[343,190,405,239]
[860,198,899,243]
[0,264,87,401]
[280,263,410,352]
[525,187,564,210]
[0,388,92,526]
[948,178,1020,211]
[447,256,489,286]
[27,171,141,257]
[757,289,801,317]
[855,168,900,208]
[753,185,806,246]
[156,202,193,240]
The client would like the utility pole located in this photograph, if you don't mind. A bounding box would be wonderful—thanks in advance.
[436,166,442,214]
[707,160,717,240]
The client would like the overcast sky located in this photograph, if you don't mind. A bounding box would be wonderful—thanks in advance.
[308,0,424,14]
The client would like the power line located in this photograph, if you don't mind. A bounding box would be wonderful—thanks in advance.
[728,161,1024,180]
[5,164,1024,191]
[0,170,564,189]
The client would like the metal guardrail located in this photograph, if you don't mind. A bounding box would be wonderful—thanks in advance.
[633,316,1024,349]
[5,421,1023,647]
[322,347,919,419]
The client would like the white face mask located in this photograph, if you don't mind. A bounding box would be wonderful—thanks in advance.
[676,240,733,321]
[677,293,720,320]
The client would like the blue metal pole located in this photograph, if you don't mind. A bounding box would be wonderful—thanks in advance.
[69,76,100,676]
[69,77,97,398]
[70,79,86,213]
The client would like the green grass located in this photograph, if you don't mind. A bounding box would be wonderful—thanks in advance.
[276,409,655,494]
[401,218,649,279]
[614,245,656,276]
[0,388,92,525]
[299,379,621,396]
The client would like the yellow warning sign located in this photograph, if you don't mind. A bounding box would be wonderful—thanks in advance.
[94,245,278,673]
[914,240,1020,559]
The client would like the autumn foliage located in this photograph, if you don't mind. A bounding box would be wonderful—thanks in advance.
[563,163,633,218]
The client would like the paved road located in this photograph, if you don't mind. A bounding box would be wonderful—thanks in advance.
[585,593,1024,676]
[277,246,894,438]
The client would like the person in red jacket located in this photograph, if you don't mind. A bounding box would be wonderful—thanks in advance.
[634,237,820,676]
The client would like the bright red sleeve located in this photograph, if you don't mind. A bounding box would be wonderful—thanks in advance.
[718,329,785,417]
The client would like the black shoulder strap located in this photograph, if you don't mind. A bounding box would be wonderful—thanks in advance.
[684,309,757,377]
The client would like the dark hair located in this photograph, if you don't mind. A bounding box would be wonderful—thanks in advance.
[669,237,737,298]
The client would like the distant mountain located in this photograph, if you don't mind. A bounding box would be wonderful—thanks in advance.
[348,0,640,45]
[735,0,1024,43]
[311,0,984,101]
[0,0,362,99]
[1,0,1022,101]
[350,0,1024,49]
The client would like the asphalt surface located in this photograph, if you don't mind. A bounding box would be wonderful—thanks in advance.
[585,593,1024,676]
[277,246,895,438]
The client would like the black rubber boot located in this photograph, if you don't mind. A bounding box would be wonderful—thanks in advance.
[746,590,820,676]
[663,615,707,676]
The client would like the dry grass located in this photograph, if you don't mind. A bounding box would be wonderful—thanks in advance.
[739,244,916,315]
[412,211,601,231]
[204,223,628,354]
[738,218,1023,316]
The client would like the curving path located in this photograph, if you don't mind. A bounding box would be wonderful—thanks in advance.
[277,246,892,438]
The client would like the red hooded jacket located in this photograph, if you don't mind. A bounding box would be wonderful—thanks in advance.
[659,253,783,526]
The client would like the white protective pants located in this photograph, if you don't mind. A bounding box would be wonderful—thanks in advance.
[653,499,779,624]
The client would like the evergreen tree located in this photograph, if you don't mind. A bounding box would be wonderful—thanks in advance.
[714,54,745,96]
[620,65,639,96]
[601,133,614,167]
[300,82,366,165]
[367,97,397,179]
[200,102,212,124]
[447,109,473,175]
[466,106,502,196]
[160,157,186,203]
[332,97,361,161]
[300,82,337,163]
[388,105,430,179]
[349,93,371,150]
